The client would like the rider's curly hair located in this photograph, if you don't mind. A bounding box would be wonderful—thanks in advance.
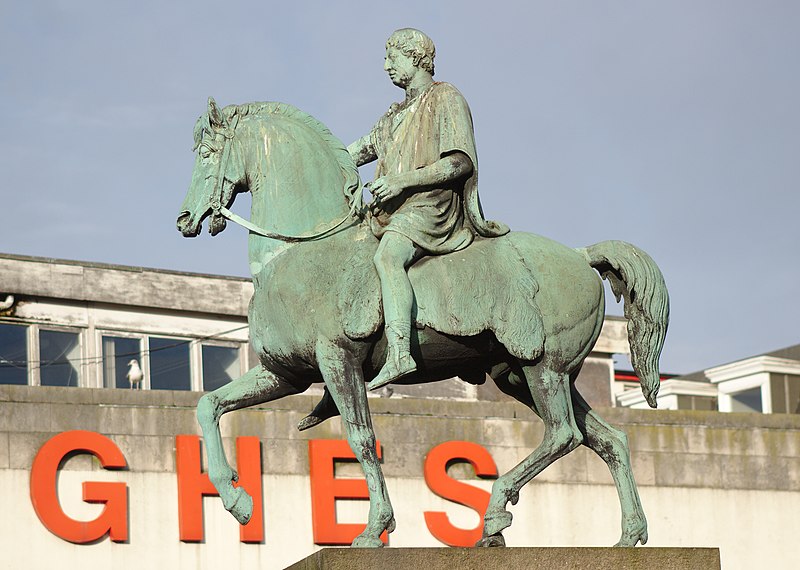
[386,28,435,76]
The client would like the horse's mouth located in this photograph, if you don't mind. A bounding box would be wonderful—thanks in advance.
[176,211,201,237]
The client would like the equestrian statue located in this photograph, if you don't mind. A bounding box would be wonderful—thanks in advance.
[176,28,669,549]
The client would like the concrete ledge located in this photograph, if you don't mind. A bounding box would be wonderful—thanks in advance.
[285,547,721,570]
[3,385,800,431]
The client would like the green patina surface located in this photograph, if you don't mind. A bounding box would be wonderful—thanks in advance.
[176,29,669,549]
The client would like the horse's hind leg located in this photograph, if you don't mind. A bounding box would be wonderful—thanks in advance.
[571,386,648,546]
[317,341,395,547]
[478,362,583,547]
[197,365,302,524]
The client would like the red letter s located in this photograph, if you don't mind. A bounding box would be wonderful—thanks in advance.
[423,441,498,547]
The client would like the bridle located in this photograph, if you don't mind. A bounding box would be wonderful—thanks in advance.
[203,112,361,243]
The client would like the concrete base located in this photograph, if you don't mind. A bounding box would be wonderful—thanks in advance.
[285,547,722,570]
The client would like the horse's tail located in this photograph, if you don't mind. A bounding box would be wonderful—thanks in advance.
[576,241,669,408]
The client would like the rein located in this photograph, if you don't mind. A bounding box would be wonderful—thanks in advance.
[212,201,360,243]
[207,112,361,243]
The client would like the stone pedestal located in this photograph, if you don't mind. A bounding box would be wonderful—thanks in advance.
[285,547,721,570]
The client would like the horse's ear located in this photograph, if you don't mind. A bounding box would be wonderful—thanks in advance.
[208,97,225,128]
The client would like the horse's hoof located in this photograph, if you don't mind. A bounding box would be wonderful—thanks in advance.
[475,533,506,548]
[226,487,254,525]
[614,528,648,547]
[351,535,385,548]
[297,414,323,431]
[482,509,513,537]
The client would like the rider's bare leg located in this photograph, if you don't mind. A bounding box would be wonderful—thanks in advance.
[368,231,421,390]
[300,231,420,424]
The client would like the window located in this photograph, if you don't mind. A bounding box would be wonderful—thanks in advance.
[102,336,143,389]
[2,318,246,391]
[769,374,800,414]
[730,387,763,413]
[149,336,191,391]
[202,345,240,391]
[39,329,81,387]
[0,323,28,385]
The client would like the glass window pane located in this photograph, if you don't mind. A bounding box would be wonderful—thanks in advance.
[202,345,239,391]
[0,323,28,385]
[730,387,763,413]
[102,336,142,389]
[40,330,80,387]
[150,337,191,391]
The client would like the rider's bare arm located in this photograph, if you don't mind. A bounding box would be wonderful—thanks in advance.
[370,151,473,204]
[404,151,473,189]
[348,135,377,166]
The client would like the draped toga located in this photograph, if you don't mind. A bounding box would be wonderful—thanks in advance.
[369,82,509,254]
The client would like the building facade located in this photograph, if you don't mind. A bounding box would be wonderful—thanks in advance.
[0,253,628,406]
[617,348,800,415]
[2,253,798,569]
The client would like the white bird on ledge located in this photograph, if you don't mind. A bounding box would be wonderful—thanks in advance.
[126,359,143,390]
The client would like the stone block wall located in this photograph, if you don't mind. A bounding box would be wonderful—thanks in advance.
[1,385,798,569]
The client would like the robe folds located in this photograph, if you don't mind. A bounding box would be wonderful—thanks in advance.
[369,82,509,254]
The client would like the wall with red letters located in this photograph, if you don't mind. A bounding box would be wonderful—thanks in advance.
[2,385,799,570]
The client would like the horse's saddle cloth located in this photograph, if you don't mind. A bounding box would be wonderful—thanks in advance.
[337,229,545,361]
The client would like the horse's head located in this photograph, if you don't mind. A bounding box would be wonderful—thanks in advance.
[177,97,243,237]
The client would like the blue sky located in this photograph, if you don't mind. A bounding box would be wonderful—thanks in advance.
[1,1,798,373]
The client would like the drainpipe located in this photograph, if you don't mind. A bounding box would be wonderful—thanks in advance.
[0,295,14,310]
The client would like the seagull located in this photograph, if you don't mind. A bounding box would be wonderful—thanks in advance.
[126,359,143,390]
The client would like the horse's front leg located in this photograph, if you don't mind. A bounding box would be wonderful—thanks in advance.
[316,340,395,547]
[197,364,301,524]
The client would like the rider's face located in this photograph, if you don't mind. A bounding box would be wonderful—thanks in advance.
[384,47,416,89]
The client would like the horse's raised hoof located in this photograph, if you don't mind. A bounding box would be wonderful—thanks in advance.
[297,414,323,431]
[475,533,506,547]
[224,486,254,525]
[298,391,340,431]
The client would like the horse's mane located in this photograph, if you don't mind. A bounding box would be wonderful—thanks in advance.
[224,101,361,202]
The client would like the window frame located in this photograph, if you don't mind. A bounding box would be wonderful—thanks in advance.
[716,372,772,414]
[97,331,148,390]
[0,320,33,386]
[199,340,245,392]
[35,325,85,388]
[147,334,195,392]
[3,317,248,392]
[0,320,87,388]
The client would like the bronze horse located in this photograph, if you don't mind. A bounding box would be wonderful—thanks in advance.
[177,98,668,548]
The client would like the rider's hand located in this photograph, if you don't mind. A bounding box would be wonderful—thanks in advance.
[370,174,406,205]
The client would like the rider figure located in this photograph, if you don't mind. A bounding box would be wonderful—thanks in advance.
[299,28,508,428]
[355,27,509,390]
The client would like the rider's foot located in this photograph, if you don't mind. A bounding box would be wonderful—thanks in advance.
[367,352,416,391]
